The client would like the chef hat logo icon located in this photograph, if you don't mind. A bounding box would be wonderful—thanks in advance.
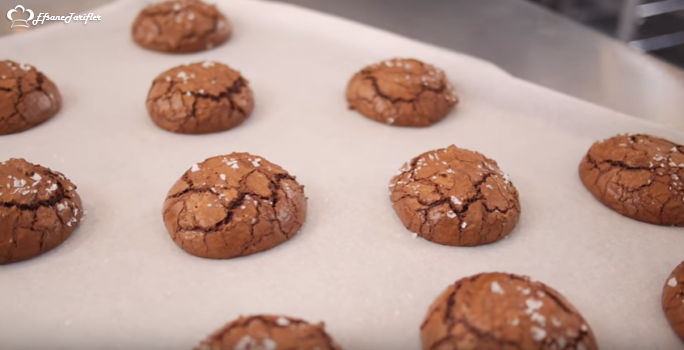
[7,5,34,28]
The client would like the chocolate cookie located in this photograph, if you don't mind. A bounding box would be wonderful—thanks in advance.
[345,58,458,127]
[389,145,520,246]
[195,315,343,350]
[131,0,231,53]
[146,61,254,134]
[579,134,684,226]
[421,273,598,350]
[663,261,684,342]
[0,61,61,135]
[163,153,307,259]
[0,159,83,264]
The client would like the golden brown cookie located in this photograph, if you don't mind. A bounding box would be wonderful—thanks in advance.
[663,261,684,343]
[0,158,83,264]
[131,0,231,53]
[421,273,598,350]
[345,58,457,127]
[195,315,343,350]
[579,134,684,226]
[389,145,520,246]
[163,153,307,259]
[0,60,61,135]
[146,61,254,134]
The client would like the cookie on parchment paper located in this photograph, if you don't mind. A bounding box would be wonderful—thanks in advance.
[663,261,684,343]
[146,61,254,134]
[162,153,307,259]
[132,0,232,53]
[579,133,684,226]
[0,60,61,136]
[195,315,343,350]
[0,158,83,264]
[421,272,598,350]
[346,58,458,127]
[389,145,520,246]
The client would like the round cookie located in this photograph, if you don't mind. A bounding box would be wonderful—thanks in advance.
[389,145,520,246]
[0,60,61,135]
[0,159,83,264]
[162,153,307,259]
[663,261,684,342]
[131,0,231,53]
[146,61,254,134]
[195,315,343,350]
[345,58,458,127]
[421,273,598,350]
[578,133,684,226]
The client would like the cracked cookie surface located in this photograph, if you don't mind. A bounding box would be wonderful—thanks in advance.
[132,0,231,53]
[195,315,343,350]
[662,261,684,342]
[0,158,82,264]
[345,58,457,127]
[163,153,307,259]
[147,61,254,134]
[389,145,520,246]
[421,273,598,350]
[579,134,684,226]
[0,60,61,136]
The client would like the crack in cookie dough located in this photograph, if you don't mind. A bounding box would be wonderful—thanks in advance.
[146,61,254,134]
[195,315,344,350]
[390,145,520,246]
[579,133,684,226]
[346,58,458,127]
[162,153,307,259]
[0,61,61,135]
[131,0,232,53]
[0,159,83,264]
[421,273,598,350]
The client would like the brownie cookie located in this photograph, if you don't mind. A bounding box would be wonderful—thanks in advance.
[146,61,254,134]
[579,134,684,226]
[421,273,598,350]
[0,159,83,264]
[663,261,684,342]
[0,60,61,135]
[389,145,520,246]
[345,58,458,127]
[131,0,231,53]
[195,315,343,350]
[163,153,307,259]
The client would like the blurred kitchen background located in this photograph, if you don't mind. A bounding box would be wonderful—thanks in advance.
[3,0,684,129]
[530,0,684,68]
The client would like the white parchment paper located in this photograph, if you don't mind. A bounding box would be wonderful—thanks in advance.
[1,1,683,349]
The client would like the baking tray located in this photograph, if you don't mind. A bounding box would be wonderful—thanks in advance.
[1,0,683,349]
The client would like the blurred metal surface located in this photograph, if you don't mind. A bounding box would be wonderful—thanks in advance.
[2,0,684,130]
